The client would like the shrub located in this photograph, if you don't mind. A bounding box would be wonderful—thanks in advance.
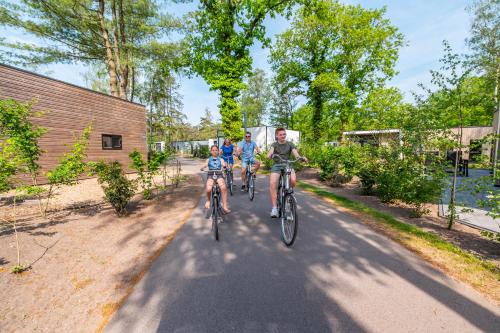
[89,161,136,216]
[257,151,273,170]
[193,145,210,159]
[317,145,362,186]
[129,150,170,199]
[357,159,380,194]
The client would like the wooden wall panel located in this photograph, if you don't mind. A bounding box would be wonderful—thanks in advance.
[0,64,147,184]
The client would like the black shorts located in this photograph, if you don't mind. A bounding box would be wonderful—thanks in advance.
[207,171,224,180]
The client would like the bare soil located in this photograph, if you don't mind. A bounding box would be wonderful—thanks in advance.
[0,159,204,333]
[298,168,500,266]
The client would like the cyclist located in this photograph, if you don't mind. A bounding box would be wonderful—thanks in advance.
[267,127,307,218]
[200,145,231,214]
[219,138,235,170]
[237,131,261,191]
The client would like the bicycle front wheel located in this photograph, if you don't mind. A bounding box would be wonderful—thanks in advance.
[212,198,219,241]
[227,172,233,196]
[248,174,255,201]
[281,194,298,246]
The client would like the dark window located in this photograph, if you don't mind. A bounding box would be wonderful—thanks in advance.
[102,134,122,150]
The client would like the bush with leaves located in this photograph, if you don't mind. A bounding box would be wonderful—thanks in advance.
[39,125,92,214]
[317,145,363,186]
[193,145,210,159]
[129,149,170,199]
[89,161,136,216]
[257,151,273,170]
[357,157,380,195]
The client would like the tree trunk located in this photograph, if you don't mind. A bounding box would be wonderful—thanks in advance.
[129,66,136,102]
[311,88,322,141]
[448,89,464,229]
[493,63,499,182]
[98,0,119,97]
[118,0,128,99]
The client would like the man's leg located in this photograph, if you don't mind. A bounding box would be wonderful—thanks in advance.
[241,160,248,189]
[253,160,261,174]
[290,170,297,187]
[269,173,280,216]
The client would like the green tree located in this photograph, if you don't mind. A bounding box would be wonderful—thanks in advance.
[270,0,404,141]
[140,61,186,146]
[195,108,220,140]
[426,41,471,229]
[240,68,271,128]
[185,0,295,139]
[269,76,299,129]
[466,0,500,178]
[355,87,407,130]
[0,0,179,100]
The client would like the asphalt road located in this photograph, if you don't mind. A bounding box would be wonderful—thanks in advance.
[104,170,499,333]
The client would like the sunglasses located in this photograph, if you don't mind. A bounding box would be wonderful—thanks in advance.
[245,135,251,137]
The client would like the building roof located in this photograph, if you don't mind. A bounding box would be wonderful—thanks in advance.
[0,63,145,107]
[343,129,401,135]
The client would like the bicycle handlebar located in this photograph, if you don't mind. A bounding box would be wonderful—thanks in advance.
[271,155,304,164]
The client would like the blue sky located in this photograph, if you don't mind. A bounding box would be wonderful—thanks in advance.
[0,0,472,124]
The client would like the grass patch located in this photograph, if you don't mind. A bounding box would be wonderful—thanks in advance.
[298,181,500,303]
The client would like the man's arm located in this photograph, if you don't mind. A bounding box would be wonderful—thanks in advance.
[256,144,262,155]
[292,148,308,163]
[267,147,275,159]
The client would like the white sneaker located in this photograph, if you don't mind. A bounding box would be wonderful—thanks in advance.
[270,207,278,218]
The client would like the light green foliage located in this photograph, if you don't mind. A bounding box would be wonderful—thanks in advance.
[89,161,136,216]
[11,264,29,274]
[317,144,364,186]
[424,76,495,128]
[257,151,273,170]
[270,0,404,141]
[240,68,271,127]
[129,149,170,200]
[356,87,409,130]
[185,0,294,140]
[47,125,91,185]
[192,145,210,159]
[0,98,45,186]
[0,154,16,192]
[467,0,500,94]
[427,41,471,229]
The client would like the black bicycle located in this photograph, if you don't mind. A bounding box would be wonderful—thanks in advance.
[224,165,234,196]
[244,161,256,201]
[206,170,225,241]
[274,155,303,246]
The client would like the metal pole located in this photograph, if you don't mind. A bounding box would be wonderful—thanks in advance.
[243,110,247,133]
[494,109,499,186]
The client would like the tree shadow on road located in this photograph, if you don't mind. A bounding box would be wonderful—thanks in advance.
[105,173,499,333]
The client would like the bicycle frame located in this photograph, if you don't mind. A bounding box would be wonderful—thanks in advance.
[273,155,302,246]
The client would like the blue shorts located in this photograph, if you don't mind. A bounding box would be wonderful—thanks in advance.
[241,157,256,169]
[222,155,234,165]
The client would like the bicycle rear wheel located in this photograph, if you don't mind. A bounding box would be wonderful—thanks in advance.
[281,194,298,246]
[212,197,219,241]
[248,173,255,201]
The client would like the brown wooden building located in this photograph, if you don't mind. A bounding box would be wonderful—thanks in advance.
[0,63,147,183]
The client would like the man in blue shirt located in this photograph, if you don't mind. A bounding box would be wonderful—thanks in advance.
[237,131,261,190]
